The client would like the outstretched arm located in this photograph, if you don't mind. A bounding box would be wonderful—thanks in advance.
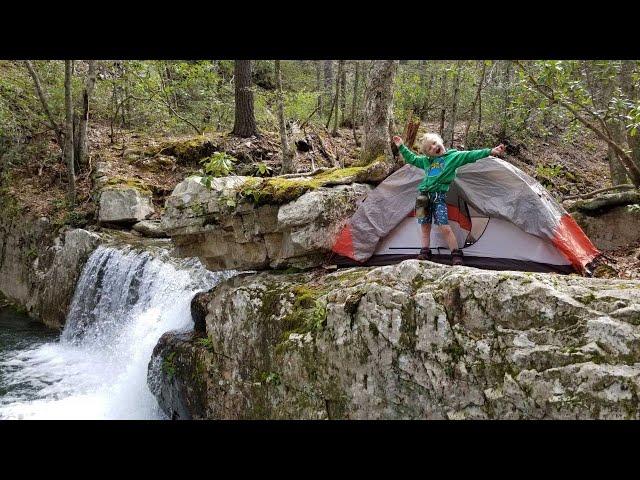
[392,135,427,168]
[448,143,506,169]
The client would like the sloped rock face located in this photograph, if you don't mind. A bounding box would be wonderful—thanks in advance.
[98,187,154,225]
[572,206,640,250]
[149,261,640,419]
[0,216,101,329]
[161,176,371,270]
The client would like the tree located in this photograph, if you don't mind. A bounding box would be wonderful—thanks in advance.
[515,60,640,188]
[24,60,63,147]
[323,60,333,124]
[464,61,487,146]
[274,60,293,174]
[231,60,258,137]
[360,60,399,165]
[618,61,640,171]
[76,60,97,168]
[316,61,323,117]
[64,60,75,205]
[351,61,361,146]
[445,61,462,147]
[331,60,344,136]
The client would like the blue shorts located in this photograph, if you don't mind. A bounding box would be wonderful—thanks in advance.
[416,192,448,225]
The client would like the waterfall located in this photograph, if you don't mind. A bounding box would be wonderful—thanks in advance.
[0,245,233,420]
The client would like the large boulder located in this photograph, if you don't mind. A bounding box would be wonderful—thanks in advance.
[148,261,640,419]
[567,191,640,249]
[98,187,154,225]
[0,215,102,329]
[161,174,372,270]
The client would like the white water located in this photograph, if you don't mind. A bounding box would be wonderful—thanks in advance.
[0,245,232,420]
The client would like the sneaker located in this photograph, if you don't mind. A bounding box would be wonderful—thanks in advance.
[451,249,464,266]
[417,248,432,261]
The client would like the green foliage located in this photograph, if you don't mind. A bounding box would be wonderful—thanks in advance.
[199,152,237,188]
[251,162,273,177]
[162,351,177,379]
[196,337,214,351]
[536,163,564,178]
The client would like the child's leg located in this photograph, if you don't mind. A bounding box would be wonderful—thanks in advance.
[420,223,431,249]
[438,224,459,252]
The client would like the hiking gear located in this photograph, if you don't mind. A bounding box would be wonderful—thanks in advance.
[331,157,600,274]
[417,248,432,261]
[451,249,464,266]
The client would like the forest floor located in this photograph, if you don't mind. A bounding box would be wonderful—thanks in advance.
[1,120,637,278]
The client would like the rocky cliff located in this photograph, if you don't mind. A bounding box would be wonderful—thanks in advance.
[161,173,376,270]
[149,260,640,419]
[0,216,101,329]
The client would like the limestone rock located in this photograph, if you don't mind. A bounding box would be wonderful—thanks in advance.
[0,216,102,329]
[132,220,167,238]
[572,205,640,250]
[162,175,371,270]
[99,187,154,224]
[149,261,640,419]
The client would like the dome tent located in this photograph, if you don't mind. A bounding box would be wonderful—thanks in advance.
[331,156,600,274]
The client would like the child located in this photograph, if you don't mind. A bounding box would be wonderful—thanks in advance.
[392,133,505,266]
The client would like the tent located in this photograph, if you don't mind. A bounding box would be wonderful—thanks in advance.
[331,156,600,274]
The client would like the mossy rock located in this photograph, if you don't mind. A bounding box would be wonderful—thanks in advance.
[155,138,220,164]
[235,161,388,206]
[103,177,153,196]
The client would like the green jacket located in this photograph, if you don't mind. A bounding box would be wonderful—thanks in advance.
[398,144,492,193]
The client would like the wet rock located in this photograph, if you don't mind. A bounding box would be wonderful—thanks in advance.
[0,216,102,329]
[149,261,640,419]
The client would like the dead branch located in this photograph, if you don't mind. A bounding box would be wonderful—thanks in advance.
[563,184,636,201]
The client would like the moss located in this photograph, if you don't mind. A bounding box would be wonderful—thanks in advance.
[443,342,465,363]
[234,162,386,206]
[162,351,177,379]
[279,284,329,341]
[368,322,379,337]
[399,299,417,350]
[156,137,219,163]
[103,177,153,195]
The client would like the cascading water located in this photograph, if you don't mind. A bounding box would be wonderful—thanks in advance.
[0,245,233,420]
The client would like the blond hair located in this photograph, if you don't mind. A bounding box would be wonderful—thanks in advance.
[420,133,445,154]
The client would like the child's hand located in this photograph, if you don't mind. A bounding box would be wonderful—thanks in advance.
[491,144,506,156]
[392,136,404,146]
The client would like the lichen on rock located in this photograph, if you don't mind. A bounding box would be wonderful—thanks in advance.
[148,260,640,419]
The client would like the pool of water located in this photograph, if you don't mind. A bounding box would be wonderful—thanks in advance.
[0,306,59,405]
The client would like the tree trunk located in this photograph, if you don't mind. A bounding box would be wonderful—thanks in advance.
[421,62,434,122]
[500,60,512,139]
[360,60,399,165]
[464,61,486,147]
[275,60,293,174]
[232,60,259,137]
[339,61,346,126]
[332,60,343,136]
[439,68,448,137]
[351,61,360,146]
[64,60,75,205]
[607,116,629,185]
[316,61,323,118]
[446,61,462,148]
[24,60,63,147]
[619,60,640,171]
[323,60,333,123]
[76,60,97,169]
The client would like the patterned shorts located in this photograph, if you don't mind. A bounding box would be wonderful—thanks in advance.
[416,192,448,225]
